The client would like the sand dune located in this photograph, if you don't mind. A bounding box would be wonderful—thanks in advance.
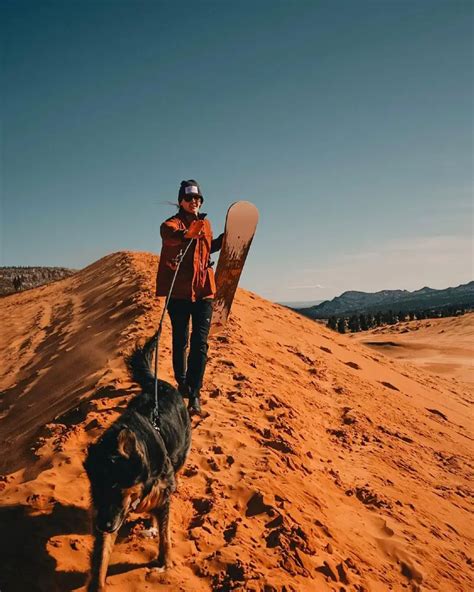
[351,315,474,384]
[0,252,472,592]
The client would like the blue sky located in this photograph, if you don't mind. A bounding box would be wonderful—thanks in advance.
[1,0,472,302]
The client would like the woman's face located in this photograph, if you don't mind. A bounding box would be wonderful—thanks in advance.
[181,196,202,215]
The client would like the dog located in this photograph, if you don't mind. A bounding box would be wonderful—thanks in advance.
[84,333,192,591]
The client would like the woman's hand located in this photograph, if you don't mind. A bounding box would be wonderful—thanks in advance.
[185,220,205,239]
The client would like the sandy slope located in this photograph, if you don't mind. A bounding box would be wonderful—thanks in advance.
[0,252,472,592]
[351,315,474,384]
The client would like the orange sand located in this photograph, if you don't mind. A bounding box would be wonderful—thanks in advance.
[0,252,472,592]
[352,315,474,384]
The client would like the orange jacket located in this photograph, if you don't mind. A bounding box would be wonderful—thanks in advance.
[156,210,222,301]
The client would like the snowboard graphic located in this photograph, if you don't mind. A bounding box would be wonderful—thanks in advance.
[210,201,259,335]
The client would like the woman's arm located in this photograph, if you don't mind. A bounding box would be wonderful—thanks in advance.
[211,233,224,253]
[160,219,186,242]
[161,219,205,242]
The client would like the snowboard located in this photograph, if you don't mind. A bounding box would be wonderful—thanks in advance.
[210,201,259,335]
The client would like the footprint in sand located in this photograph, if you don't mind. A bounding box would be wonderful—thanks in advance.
[345,361,361,370]
[426,407,448,421]
[223,520,239,543]
[315,560,350,584]
[379,381,400,391]
[207,456,220,471]
[371,517,424,586]
[189,497,213,529]
[245,491,274,517]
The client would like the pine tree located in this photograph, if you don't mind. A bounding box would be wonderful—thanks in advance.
[348,315,360,332]
[366,313,375,329]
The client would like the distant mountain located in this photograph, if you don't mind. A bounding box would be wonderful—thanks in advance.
[279,299,324,308]
[0,266,76,296]
[295,281,474,319]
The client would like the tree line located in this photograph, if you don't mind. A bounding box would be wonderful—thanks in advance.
[0,267,75,296]
[327,306,468,333]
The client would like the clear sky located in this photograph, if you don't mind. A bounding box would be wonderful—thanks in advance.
[1,0,472,302]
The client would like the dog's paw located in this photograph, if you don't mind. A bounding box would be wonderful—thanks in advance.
[146,560,173,581]
[86,580,106,592]
[149,557,172,572]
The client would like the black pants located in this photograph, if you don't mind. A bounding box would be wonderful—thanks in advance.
[167,298,213,394]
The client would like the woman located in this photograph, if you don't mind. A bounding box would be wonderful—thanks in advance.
[156,180,223,415]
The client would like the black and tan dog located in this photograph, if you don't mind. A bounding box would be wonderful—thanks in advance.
[84,333,191,591]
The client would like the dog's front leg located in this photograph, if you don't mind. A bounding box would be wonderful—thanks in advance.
[87,529,118,592]
[152,499,171,571]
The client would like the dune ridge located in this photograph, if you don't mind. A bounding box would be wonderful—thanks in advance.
[0,251,472,592]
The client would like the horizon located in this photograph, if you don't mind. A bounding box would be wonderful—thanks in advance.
[1,255,471,304]
[2,0,473,301]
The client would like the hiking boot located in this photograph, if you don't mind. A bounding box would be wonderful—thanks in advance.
[188,393,201,415]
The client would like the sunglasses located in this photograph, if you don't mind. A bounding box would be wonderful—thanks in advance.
[182,195,202,203]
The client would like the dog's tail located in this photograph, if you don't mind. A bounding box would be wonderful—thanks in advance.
[127,331,159,392]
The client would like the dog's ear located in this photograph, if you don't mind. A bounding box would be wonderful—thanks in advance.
[117,429,139,459]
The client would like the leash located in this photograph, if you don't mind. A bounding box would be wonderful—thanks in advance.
[152,238,194,431]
